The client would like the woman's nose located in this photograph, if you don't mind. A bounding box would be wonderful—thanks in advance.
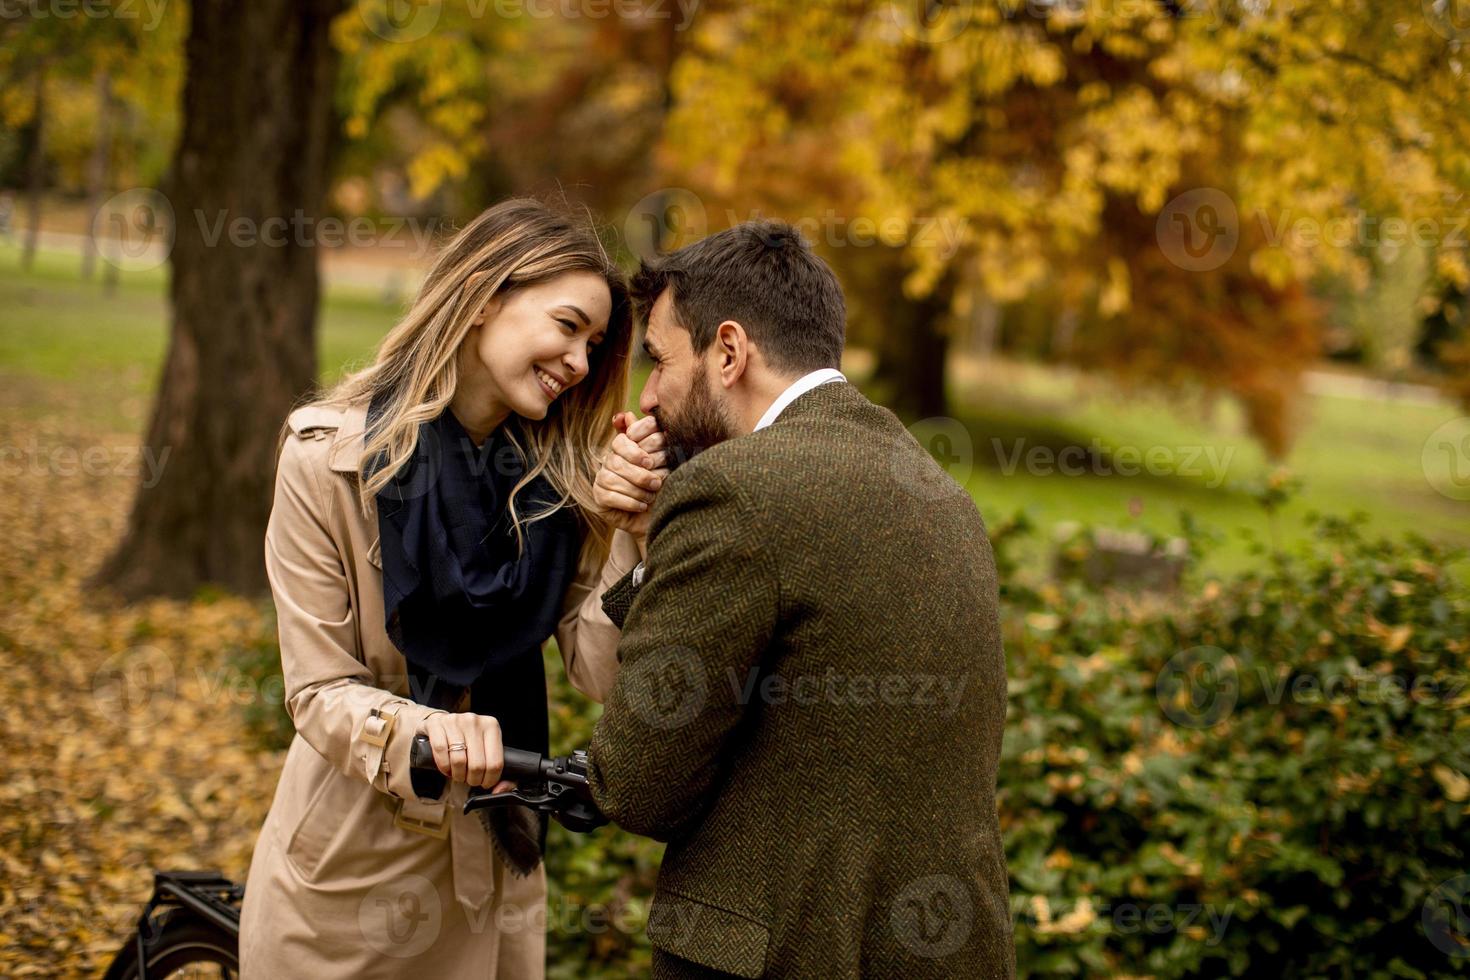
[563,344,589,382]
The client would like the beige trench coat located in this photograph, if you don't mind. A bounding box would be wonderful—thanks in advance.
[238,401,636,979]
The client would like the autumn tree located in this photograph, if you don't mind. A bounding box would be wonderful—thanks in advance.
[0,3,182,258]
[333,2,684,226]
[90,0,345,599]
[86,0,682,599]
[653,0,1470,452]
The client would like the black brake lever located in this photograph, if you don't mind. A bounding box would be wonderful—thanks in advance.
[409,733,608,834]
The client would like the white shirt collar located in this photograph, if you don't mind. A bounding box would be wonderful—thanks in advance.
[753,368,847,432]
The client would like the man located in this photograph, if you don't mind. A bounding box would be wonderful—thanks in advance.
[588,221,1013,979]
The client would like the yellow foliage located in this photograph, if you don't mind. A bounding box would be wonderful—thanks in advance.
[407,143,470,201]
[0,412,282,975]
[1432,764,1470,802]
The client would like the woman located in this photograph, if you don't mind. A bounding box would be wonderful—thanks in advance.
[239,199,642,978]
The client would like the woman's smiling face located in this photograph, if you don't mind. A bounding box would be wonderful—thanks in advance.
[467,270,611,423]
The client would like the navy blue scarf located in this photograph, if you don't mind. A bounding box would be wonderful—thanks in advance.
[366,391,581,871]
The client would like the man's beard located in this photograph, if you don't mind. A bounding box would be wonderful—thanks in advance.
[653,370,735,473]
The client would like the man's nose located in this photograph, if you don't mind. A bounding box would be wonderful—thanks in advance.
[638,377,657,415]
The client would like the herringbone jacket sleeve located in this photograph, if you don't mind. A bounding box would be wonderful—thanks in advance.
[599,563,639,630]
[585,459,779,841]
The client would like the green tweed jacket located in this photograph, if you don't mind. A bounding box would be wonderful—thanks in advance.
[586,381,1013,979]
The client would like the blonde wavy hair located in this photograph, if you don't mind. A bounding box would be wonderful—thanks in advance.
[289,198,632,561]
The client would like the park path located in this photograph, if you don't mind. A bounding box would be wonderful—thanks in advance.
[1300,369,1449,406]
[8,226,428,294]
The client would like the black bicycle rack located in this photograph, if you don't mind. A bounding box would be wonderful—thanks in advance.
[118,870,242,979]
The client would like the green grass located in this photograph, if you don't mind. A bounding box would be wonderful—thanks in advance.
[0,240,404,427]
[2,237,1466,579]
[942,360,1469,576]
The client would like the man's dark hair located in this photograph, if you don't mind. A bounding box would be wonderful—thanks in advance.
[630,220,846,375]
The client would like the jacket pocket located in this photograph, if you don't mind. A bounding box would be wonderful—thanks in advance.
[646,889,769,978]
[283,767,343,881]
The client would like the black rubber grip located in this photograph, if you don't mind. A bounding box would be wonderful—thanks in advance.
[409,734,446,800]
[408,734,545,797]
[500,747,544,781]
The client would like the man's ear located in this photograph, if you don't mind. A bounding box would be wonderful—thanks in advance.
[714,320,749,389]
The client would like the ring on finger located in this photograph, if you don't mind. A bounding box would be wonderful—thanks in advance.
[449,742,467,752]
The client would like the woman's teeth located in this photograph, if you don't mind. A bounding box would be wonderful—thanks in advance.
[535,368,564,396]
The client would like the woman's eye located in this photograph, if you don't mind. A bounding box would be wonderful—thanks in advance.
[557,318,578,333]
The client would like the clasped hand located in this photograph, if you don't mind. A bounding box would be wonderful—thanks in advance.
[593,411,669,539]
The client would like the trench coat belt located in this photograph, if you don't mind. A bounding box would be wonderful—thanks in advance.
[380,786,495,912]
[448,784,495,912]
[391,682,492,910]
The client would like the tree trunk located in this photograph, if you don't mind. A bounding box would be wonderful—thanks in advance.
[21,67,45,272]
[102,100,133,298]
[89,0,344,600]
[81,70,114,282]
[1050,305,1078,356]
[872,275,954,421]
[972,295,1000,360]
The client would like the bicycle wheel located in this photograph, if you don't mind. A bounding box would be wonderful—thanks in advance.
[102,909,239,980]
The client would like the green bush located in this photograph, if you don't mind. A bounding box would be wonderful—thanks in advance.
[1000,511,1469,977]
[229,618,295,754]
